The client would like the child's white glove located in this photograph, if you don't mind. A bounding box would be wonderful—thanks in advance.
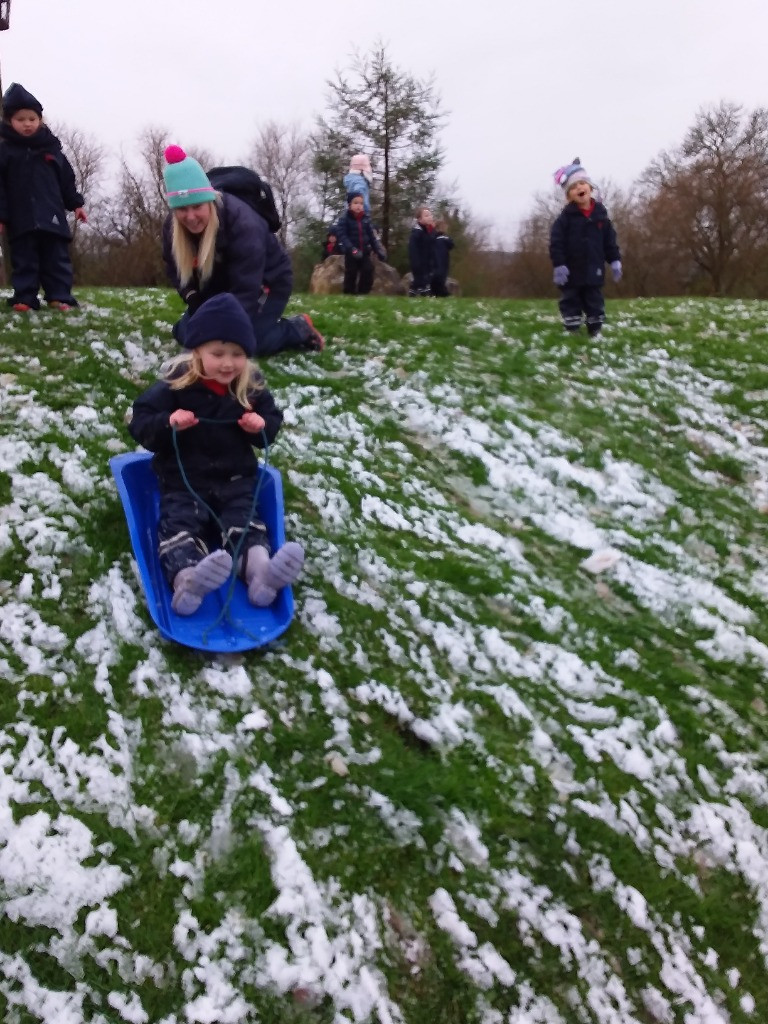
[610,261,622,283]
[553,265,569,287]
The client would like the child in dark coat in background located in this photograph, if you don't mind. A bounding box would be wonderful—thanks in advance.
[549,157,622,338]
[0,83,87,311]
[431,219,454,297]
[408,206,435,296]
[128,293,304,615]
[321,228,342,261]
[335,192,387,295]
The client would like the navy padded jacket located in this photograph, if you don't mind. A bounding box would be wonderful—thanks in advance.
[129,371,283,491]
[549,201,621,288]
[163,193,293,320]
[335,210,386,260]
[0,123,84,240]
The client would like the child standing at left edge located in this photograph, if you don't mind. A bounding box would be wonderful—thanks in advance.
[0,83,87,311]
[549,158,621,338]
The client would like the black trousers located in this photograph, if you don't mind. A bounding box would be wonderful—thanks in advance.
[343,253,374,294]
[558,284,605,334]
[8,231,76,308]
[157,475,269,584]
[431,273,449,297]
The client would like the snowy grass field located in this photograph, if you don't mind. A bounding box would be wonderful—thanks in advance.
[2,288,768,1024]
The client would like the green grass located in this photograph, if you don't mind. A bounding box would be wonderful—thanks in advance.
[1,289,768,1022]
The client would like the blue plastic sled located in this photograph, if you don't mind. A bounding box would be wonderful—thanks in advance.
[110,451,295,652]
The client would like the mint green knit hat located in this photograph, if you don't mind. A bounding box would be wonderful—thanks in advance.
[163,145,217,208]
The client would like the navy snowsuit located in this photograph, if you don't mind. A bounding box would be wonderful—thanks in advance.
[0,120,84,308]
[335,209,386,294]
[163,193,313,356]
[549,200,621,335]
[431,232,454,297]
[129,369,283,584]
[408,222,435,295]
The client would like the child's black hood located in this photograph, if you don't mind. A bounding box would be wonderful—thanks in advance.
[2,82,43,116]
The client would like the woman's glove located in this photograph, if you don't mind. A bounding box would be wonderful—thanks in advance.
[553,265,569,287]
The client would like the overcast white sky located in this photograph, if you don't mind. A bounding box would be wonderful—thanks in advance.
[1,0,765,244]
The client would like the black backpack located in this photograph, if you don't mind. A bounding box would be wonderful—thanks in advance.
[206,165,282,233]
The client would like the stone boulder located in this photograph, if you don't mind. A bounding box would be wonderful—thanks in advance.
[309,255,344,294]
[309,255,407,296]
[370,260,407,296]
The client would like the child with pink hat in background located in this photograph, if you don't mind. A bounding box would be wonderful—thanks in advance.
[343,154,373,216]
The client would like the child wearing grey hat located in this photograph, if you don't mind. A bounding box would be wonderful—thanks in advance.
[549,158,622,338]
[128,294,304,615]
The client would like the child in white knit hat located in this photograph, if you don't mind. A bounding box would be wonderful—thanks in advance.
[549,157,622,338]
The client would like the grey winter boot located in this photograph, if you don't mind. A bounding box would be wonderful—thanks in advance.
[171,549,233,616]
[243,541,305,607]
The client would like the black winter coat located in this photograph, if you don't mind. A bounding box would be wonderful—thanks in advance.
[0,123,84,240]
[129,371,283,492]
[335,210,386,260]
[433,233,454,278]
[408,223,435,286]
[162,193,293,321]
[549,201,621,288]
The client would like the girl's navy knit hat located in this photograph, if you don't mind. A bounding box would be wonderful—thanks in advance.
[2,83,43,116]
[184,294,256,357]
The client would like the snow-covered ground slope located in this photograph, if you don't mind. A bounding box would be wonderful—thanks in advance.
[1,290,768,1023]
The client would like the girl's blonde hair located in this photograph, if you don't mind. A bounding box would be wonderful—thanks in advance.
[164,349,263,409]
[171,198,221,290]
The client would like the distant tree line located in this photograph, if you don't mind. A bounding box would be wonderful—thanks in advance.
[50,51,768,299]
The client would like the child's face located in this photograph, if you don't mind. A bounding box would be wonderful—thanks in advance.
[10,109,42,137]
[197,340,248,385]
[348,196,365,215]
[174,202,213,235]
[567,179,593,209]
[328,234,337,244]
[418,208,433,226]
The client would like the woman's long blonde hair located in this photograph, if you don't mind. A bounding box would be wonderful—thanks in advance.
[164,349,264,410]
[171,197,221,290]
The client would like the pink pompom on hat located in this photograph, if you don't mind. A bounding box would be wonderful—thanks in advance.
[349,153,372,177]
[163,145,218,209]
[553,156,593,194]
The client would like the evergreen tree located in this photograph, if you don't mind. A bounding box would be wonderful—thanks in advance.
[314,43,445,258]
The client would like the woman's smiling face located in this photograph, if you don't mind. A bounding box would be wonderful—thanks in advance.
[174,202,213,234]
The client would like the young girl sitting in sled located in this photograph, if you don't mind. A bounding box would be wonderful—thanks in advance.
[128,293,304,615]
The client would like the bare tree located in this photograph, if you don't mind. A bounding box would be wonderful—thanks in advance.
[49,121,109,282]
[641,102,768,295]
[249,121,311,246]
[93,127,172,285]
[512,192,562,297]
[52,123,108,206]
